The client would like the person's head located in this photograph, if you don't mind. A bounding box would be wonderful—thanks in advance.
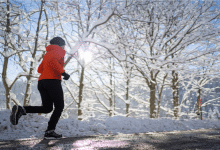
[50,37,65,49]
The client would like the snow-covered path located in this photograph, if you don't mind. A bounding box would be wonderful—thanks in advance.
[0,109,220,141]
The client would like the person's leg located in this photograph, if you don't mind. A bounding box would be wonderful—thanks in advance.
[43,80,64,131]
[23,80,53,114]
[10,80,53,125]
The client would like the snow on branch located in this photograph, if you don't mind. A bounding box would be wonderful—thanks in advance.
[83,38,126,61]
[82,8,115,39]
[9,92,21,106]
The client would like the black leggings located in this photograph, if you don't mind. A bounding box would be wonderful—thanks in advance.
[24,79,64,131]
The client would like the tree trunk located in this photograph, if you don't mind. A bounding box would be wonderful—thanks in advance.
[2,56,10,109]
[149,81,156,118]
[196,88,201,116]
[78,67,84,120]
[23,1,44,106]
[38,8,49,116]
[156,73,168,118]
[126,78,130,117]
[109,96,113,117]
[172,70,179,118]
[2,0,11,109]
[109,58,113,117]
[156,97,161,118]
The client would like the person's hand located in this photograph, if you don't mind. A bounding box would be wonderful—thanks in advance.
[61,72,70,80]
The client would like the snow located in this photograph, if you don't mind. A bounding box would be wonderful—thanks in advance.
[1,51,16,58]
[1,109,220,141]
[5,77,12,88]
[88,9,114,36]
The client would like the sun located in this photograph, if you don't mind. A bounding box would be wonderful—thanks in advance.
[79,50,93,65]
[65,42,95,65]
[82,51,92,64]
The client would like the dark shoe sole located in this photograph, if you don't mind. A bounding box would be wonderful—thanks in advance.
[10,105,18,125]
[44,137,62,140]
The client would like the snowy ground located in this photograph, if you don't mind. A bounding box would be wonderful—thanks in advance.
[0,109,220,141]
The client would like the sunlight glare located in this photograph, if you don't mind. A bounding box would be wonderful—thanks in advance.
[80,51,93,64]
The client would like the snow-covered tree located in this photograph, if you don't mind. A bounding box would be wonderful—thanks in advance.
[112,0,220,118]
[0,0,33,108]
[46,0,129,120]
[22,0,48,106]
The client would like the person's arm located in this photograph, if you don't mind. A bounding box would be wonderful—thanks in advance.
[37,61,44,73]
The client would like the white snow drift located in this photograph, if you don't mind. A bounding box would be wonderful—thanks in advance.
[0,109,220,141]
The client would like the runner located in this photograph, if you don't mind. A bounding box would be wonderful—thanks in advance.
[10,37,70,139]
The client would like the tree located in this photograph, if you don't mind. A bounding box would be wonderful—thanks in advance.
[108,17,136,117]
[179,52,220,118]
[0,0,32,109]
[114,0,220,118]
[47,0,126,120]
[23,0,47,106]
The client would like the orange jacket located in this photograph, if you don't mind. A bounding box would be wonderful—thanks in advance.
[38,45,66,81]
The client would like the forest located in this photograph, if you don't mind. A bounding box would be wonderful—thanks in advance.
[0,0,220,120]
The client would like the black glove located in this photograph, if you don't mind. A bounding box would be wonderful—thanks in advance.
[61,72,70,80]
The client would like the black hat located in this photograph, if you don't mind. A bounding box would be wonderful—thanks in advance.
[50,37,65,46]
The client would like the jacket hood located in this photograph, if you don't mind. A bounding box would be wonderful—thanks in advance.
[45,44,66,58]
[46,44,63,52]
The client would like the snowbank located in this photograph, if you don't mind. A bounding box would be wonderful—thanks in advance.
[0,109,220,141]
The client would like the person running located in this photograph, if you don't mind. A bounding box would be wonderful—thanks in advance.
[10,37,70,139]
